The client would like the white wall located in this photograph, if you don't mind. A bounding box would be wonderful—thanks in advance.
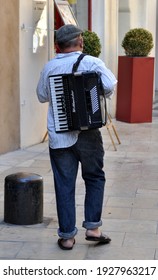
[73,0,88,29]
[118,0,130,55]
[91,0,118,116]
[19,0,54,148]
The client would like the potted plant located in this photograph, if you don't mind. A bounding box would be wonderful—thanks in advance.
[116,28,154,123]
[83,30,101,57]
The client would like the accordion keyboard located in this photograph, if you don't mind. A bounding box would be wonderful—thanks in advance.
[49,75,69,132]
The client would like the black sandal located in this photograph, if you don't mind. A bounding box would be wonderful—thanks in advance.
[58,238,75,250]
[85,234,111,244]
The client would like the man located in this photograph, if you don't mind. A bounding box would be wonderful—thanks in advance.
[36,24,117,250]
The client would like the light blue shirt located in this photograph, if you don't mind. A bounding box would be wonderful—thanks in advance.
[36,51,117,149]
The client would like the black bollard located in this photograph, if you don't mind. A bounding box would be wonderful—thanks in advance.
[4,172,43,225]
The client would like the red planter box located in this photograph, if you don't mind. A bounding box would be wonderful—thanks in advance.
[116,56,154,123]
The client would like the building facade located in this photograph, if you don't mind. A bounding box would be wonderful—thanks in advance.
[0,0,157,154]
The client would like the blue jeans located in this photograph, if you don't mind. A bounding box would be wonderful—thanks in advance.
[49,129,105,239]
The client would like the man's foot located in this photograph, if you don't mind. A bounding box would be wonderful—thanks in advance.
[85,229,111,244]
[58,238,75,250]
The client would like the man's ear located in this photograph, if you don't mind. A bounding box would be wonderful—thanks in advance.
[79,38,84,48]
[55,43,61,53]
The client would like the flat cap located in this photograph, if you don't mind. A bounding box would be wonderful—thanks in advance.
[55,24,83,44]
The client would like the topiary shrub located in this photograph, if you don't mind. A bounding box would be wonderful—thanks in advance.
[83,30,101,57]
[122,28,154,57]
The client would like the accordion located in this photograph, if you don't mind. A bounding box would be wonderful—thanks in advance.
[49,71,107,133]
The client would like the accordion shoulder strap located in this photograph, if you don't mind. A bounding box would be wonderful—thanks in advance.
[72,53,87,73]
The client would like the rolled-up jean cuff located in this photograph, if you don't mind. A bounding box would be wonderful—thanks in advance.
[58,227,78,239]
[82,220,102,229]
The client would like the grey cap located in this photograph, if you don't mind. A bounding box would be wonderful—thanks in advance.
[55,24,83,44]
